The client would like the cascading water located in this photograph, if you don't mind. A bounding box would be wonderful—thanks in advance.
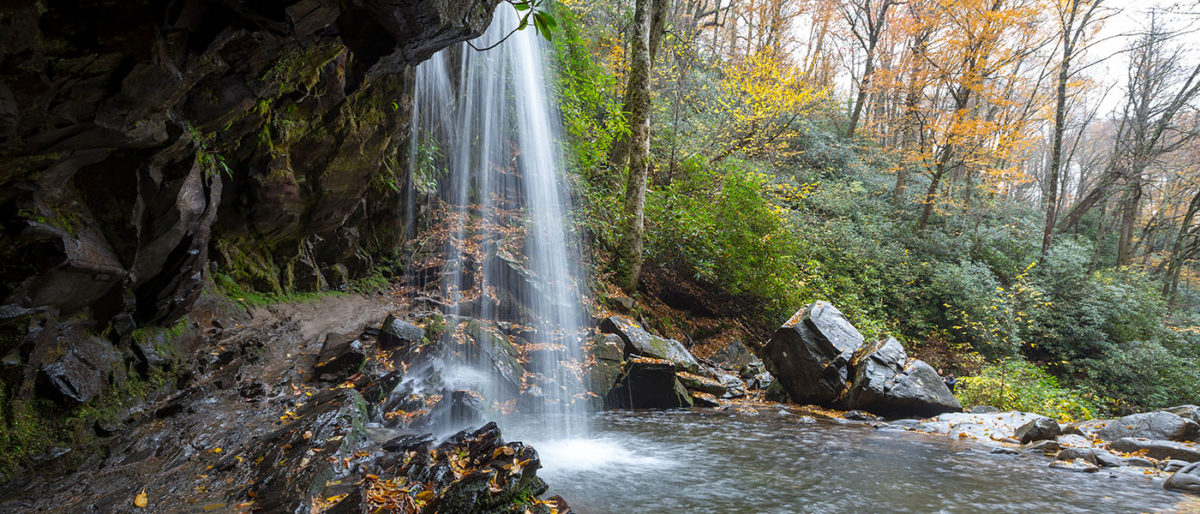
[407,4,588,438]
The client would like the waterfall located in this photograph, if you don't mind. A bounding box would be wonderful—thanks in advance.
[408,4,587,437]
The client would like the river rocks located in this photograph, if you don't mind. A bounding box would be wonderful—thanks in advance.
[1165,462,1200,494]
[600,316,699,372]
[1025,440,1062,454]
[1049,459,1099,473]
[676,371,727,396]
[1062,419,1110,438]
[920,411,1047,439]
[604,357,693,410]
[379,314,425,350]
[1056,447,1097,464]
[314,332,366,382]
[1015,416,1061,444]
[1109,438,1200,461]
[710,340,759,373]
[762,301,863,405]
[1096,411,1200,442]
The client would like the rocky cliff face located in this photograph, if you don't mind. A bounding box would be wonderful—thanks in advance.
[0,0,494,412]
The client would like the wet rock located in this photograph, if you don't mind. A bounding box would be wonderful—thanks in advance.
[920,411,1046,439]
[599,316,699,372]
[1015,416,1061,444]
[715,373,747,399]
[1096,411,1200,442]
[1164,405,1200,424]
[1126,456,1158,468]
[1062,419,1110,438]
[1024,440,1062,454]
[884,419,925,431]
[845,410,882,422]
[1162,460,1191,473]
[603,295,635,312]
[585,334,625,400]
[1056,434,1092,448]
[604,357,693,410]
[38,335,120,405]
[1109,438,1200,461]
[1056,447,1097,464]
[1092,448,1127,468]
[1049,459,1099,473]
[842,337,960,418]
[460,320,524,400]
[314,332,366,382]
[1165,462,1200,494]
[691,391,724,408]
[676,371,727,395]
[710,340,758,372]
[748,372,774,390]
[990,447,1019,455]
[761,301,863,405]
[378,314,425,350]
[226,389,371,512]
[739,360,765,379]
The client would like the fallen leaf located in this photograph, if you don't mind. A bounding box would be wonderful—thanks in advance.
[134,488,148,508]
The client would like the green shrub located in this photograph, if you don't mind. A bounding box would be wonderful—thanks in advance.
[955,359,1108,422]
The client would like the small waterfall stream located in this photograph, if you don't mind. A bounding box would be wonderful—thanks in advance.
[408,4,587,438]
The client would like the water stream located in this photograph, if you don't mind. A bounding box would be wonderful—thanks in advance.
[524,410,1188,513]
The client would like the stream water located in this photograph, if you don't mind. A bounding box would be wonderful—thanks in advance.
[517,410,1188,513]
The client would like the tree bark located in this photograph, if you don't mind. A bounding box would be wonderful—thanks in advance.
[615,0,655,293]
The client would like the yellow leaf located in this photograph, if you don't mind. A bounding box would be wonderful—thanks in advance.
[415,490,435,502]
[134,488,148,508]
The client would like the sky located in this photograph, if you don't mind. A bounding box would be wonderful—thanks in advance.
[1087,0,1200,114]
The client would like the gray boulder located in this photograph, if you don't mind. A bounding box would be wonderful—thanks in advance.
[1015,416,1061,444]
[1162,460,1191,473]
[1056,447,1097,464]
[1165,462,1200,494]
[1109,438,1200,461]
[761,301,864,405]
[1097,411,1200,442]
[313,332,365,383]
[600,316,699,372]
[709,340,758,372]
[842,337,961,417]
[920,411,1046,439]
[1165,405,1200,424]
[1062,419,1110,438]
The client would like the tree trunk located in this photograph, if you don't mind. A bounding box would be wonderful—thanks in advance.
[615,0,655,293]
[1042,48,1070,254]
[1116,181,1142,266]
[607,0,668,172]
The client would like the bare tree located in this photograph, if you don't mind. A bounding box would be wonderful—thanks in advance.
[841,0,898,139]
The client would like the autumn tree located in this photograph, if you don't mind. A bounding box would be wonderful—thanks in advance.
[840,0,898,139]
[1041,0,1108,254]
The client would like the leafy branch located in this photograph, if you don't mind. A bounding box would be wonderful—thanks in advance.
[467,0,557,52]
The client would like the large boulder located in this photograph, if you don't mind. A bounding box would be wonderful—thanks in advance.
[761,301,864,405]
[1096,411,1200,442]
[37,335,121,405]
[378,314,425,350]
[1165,462,1200,494]
[599,316,699,372]
[604,357,693,410]
[1015,416,1062,444]
[841,337,960,417]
